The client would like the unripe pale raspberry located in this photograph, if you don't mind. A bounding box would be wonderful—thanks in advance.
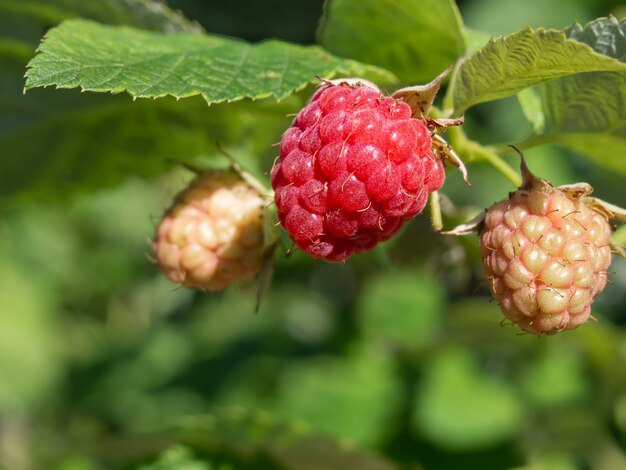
[153,171,265,291]
[271,80,444,262]
[480,168,612,335]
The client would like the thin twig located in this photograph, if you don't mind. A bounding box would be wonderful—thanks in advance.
[429,191,443,231]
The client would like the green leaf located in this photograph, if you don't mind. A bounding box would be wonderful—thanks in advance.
[0,0,203,139]
[0,259,63,410]
[551,133,626,175]
[535,71,626,175]
[317,0,465,84]
[2,27,293,201]
[463,27,492,54]
[25,19,394,104]
[517,86,545,133]
[413,348,524,450]
[0,95,288,200]
[357,270,443,348]
[189,287,283,358]
[616,394,626,437]
[179,408,397,470]
[451,27,626,115]
[136,445,215,470]
[0,0,235,201]
[270,345,402,447]
[511,453,579,470]
[518,17,626,175]
[521,343,588,408]
[563,15,626,60]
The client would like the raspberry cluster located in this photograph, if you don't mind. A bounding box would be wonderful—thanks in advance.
[481,178,612,335]
[271,82,444,262]
[153,172,265,291]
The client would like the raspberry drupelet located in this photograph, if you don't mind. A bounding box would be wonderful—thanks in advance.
[271,81,445,262]
[153,171,265,291]
[480,169,612,335]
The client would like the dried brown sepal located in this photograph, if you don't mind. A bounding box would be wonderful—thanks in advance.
[610,242,626,259]
[583,197,626,259]
[427,116,465,130]
[432,134,470,186]
[391,67,450,118]
[319,76,381,91]
[556,183,594,199]
[584,197,626,224]
[392,69,467,185]
[445,153,626,262]
[442,210,486,236]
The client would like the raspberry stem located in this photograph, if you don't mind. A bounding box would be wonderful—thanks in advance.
[447,126,522,187]
[215,144,274,199]
[612,224,626,247]
[480,147,522,187]
[429,191,444,231]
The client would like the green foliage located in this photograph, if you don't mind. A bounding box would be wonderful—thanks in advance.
[171,408,396,470]
[0,259,62,410]
[317,0,465,83]
[3,0,626,469]
[137,445,217,470]
[518,17,626,175]
[616,394,626,436]
[460,0,592,36]
[517,87,545,133]
[450,26,626,115]
[0,96,287,200]
[564,15,626,56]
[269,345,402,447]
[25,19,393,103]
[0,0,287,200]
[357,270,443,348]
[413,348,524,450]
[463,27,491,54]
[520,342,588,408]
[14,2,626,189]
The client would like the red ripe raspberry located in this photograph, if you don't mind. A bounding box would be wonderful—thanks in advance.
[271,81,443,262]
[480,167,613,335]
[153,171,265,291]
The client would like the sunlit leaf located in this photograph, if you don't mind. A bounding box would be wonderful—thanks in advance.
[616,394,626,437]
[451,26,626,115]
[25,19,394,103]
[519,17,626,175]
[0,0,199,141]
[413,348,524,449]
[464,27,491,54]
[0,260,62,410]
[563,15,626,60]
[520,342,588,408]
[0,95,288,200]
[357,270,443,348]
[179,408,396,470]
[0,0,254,201]
[517,86,545,133]
[136,445,215,470]
[271,345,402,447]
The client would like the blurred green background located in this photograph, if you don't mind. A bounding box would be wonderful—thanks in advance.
[1,1,626,469]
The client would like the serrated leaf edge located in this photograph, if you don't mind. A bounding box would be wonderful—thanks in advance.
[23,20,395,105]
[452,26,626,115]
